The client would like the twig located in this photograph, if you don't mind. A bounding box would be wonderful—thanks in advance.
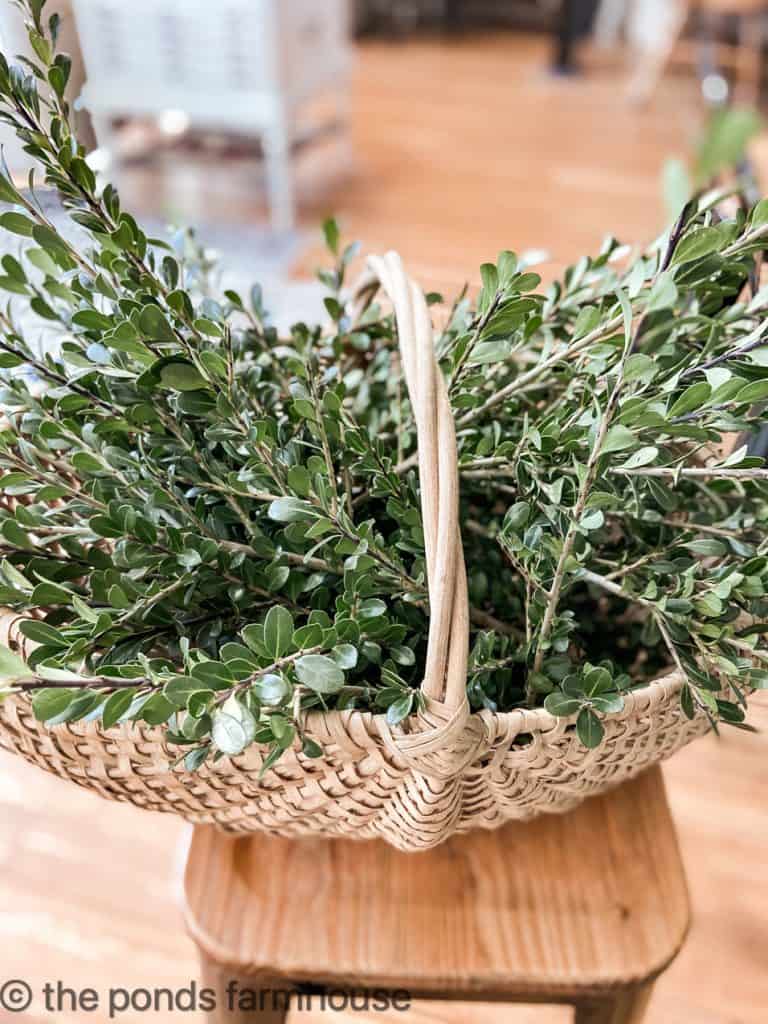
[581,569,653,607]
[678,325,768,382]
[455,312,625,430]
[532,303,635,680]
[448,289,503,393]
[469,607,521,638]
[612,467,768,480]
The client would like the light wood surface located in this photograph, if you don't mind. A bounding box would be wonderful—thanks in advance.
[0,32,765,1024]
[184,768,688,1015]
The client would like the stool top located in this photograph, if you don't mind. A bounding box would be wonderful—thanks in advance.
[183,767,689,1001]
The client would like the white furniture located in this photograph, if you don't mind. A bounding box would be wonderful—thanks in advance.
[596,0,768,105]
[0,2,88,179]
[71,0,352,230]
[0,5,33,178]
[595,0,689,103]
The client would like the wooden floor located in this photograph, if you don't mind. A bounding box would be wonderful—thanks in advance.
[1,32,766,1024]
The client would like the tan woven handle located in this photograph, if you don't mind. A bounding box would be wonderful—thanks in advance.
[353,253,469,710]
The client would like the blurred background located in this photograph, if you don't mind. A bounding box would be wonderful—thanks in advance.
[0,2,766,1022]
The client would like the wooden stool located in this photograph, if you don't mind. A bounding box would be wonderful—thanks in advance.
[183,767,689,1024]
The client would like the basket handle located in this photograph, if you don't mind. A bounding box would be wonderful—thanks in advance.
[351,253,469,710]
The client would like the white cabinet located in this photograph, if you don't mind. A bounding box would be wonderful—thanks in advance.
[0,2,88,179]
[71,0,352,230]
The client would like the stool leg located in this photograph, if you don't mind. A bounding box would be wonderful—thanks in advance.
[575,982,654,1024]
[198,951,290,1023]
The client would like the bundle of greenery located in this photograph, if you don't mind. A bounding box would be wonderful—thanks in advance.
[0,1,766,774]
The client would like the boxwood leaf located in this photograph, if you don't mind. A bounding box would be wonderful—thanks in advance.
[672,226,722,265]
[102,688,137,729]
[543,691,582,717]
[576,707,604,748]
[212,697,256,755]
[295,654,344,693]
[31,687,75,722]
[263,605,294,659]
[601,425,635,454]
[164,675,204,709]
[386,692,414,726]
[159,361,207,392]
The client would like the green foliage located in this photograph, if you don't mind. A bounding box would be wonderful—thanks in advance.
[663,106,762,218]
[695,107,761,186]
[0,2,765,771]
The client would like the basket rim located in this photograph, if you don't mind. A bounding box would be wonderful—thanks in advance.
[4,667,684,744]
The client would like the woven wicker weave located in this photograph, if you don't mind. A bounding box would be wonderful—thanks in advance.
[0,252,711,851]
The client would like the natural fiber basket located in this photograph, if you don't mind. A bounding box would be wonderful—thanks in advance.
[0,253,711,851]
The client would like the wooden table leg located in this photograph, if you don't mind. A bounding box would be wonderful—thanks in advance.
[198,952,289,1024]
[575,982,654,1024]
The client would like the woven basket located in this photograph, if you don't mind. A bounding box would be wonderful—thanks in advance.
[0,252,711,851]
